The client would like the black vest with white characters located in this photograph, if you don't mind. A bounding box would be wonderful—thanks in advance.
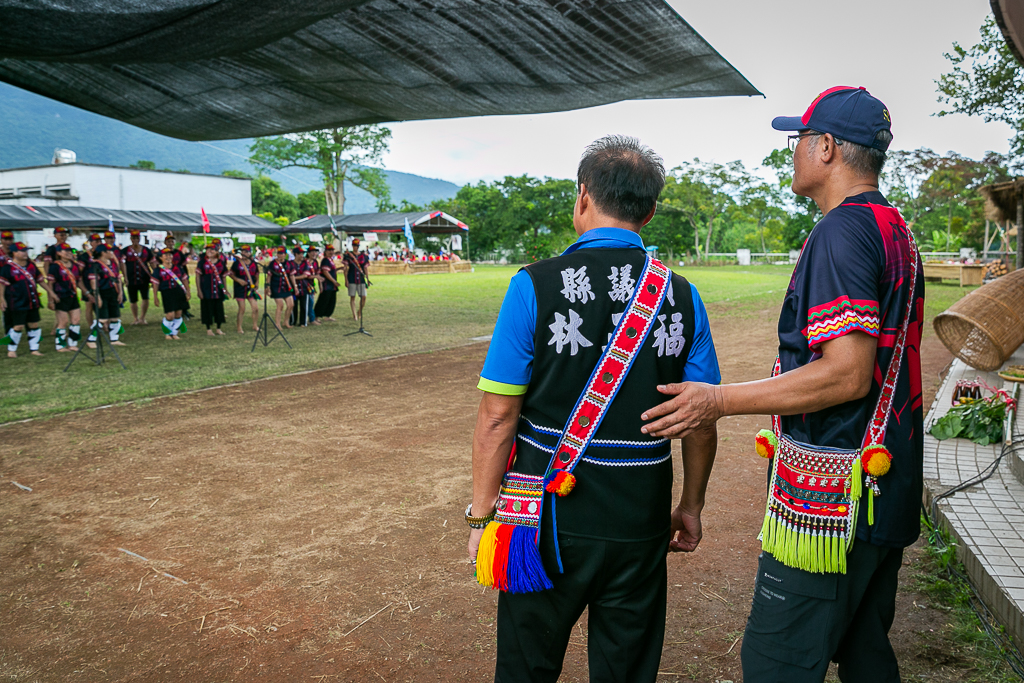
[515,247,696,541]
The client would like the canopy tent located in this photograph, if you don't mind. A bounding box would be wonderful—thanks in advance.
[0,205,281,233]
[288,211,467,235]
[0,0,761,141]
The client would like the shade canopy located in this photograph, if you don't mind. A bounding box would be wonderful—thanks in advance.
[992,0,1024,67]
[289,210,467,235]
[0,0,761,141]
[0,205,282,233]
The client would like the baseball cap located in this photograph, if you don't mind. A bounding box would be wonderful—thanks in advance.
[58,243,73,252]
[275,246,287,254]
[129,229,141,237]
[11,241,29,253]
[240,244,252,251]
[160,248,175,256]
[307,245,319,253]
[55,226,70,235]
[1,231,13,240]
[772,86,892,151]
[211,238,222,247]
[324,244,335,251]
[104,231,115,239]
[205,243,218,250]
[164,234,176,242]
[93,245,109,255]
[89,233,102,241]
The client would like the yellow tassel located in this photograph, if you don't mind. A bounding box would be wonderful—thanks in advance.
[475,521,500,587]
[868,488,875,526]
[849,458,863,502]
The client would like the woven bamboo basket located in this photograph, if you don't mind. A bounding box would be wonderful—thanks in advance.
[933,269,1024,371]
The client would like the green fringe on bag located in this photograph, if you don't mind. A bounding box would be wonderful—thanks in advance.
[759,459,864,575]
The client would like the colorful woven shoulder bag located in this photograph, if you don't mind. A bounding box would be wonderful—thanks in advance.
[476,255,671,593]
[753,234,918,574]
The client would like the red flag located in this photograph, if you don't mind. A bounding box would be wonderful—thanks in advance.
[201,207,210,234]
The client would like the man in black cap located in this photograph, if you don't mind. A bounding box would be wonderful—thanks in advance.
[641,86,923,683]
[467,135,721,683]
[0,242,53,357]
[343,237,369,321]
[123,229,154,325]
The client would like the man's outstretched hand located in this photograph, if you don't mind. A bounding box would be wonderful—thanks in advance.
[669,506,702,553]
[641,382,723,439]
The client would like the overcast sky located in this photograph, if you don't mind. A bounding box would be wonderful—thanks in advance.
[381,0,1012,186]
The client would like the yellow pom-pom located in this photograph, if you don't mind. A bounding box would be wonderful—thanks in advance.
[754,429,779,459]
[861,445,892,477]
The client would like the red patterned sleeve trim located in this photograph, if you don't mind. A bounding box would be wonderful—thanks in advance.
[803,295,880,348]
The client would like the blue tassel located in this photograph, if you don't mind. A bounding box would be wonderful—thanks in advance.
[505,525,553,593]
[551,493,564,574]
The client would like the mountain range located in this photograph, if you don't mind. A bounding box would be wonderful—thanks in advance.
[0,83,460,214]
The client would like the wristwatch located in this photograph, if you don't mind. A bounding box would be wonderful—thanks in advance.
[465,502,495,529]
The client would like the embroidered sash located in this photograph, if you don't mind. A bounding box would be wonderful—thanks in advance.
[8,261,40,307]
[477,255,671,593]
[758,234,918,574]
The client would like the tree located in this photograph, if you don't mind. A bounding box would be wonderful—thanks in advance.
[249,174,299,223]
[297,190,326,218]
[250,126,392,215]
[761,147,820,250]
[671,160,747,258]
[130,160,156,169]
[936,16,1024,159]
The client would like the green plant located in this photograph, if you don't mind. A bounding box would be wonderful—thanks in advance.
[930,394,1011,445]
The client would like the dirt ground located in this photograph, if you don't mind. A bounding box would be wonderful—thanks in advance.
[1,300,963,683]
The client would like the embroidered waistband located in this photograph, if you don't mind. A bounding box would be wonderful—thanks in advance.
[520,417,668,449]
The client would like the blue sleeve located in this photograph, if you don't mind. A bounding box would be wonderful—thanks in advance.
[682,283,721,385]
[478,270,537,394]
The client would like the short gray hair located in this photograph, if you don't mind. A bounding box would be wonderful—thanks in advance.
[806,130,892,177]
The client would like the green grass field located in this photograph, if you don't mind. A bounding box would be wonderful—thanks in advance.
[0,264,975,422]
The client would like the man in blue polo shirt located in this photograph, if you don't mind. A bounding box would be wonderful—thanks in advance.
[465,135,721,683]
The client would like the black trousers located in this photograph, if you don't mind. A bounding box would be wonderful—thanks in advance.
[200,298,225,326]
[496,518,669,683]
[741,542,903,683]
[292,292,311,326]
[314,290,337,318]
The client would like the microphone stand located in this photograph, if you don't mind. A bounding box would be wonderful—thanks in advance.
[252,269,292,351]
[65,260,126,371]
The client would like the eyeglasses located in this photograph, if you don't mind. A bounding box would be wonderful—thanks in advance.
[788,133,817,152]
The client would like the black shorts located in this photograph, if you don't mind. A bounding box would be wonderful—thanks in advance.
[55,296,81,312]
[127,282,150,303]
[95,288,121,319]
[9,308,42,326]
[234,284,257,300]
[161,288,187,314]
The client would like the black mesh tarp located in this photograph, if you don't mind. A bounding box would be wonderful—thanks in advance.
[0,205,282,233]
[289,211,467,234]
[0,0,760,141]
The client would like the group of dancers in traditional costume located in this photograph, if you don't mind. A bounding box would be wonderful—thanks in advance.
[0,227,370,357]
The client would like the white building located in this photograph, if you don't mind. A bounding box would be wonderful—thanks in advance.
[0,161,251,215]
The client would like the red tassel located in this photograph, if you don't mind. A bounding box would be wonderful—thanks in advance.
[491,523,514,592]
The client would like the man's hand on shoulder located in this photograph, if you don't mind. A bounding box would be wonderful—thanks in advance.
[641,382,723,439]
